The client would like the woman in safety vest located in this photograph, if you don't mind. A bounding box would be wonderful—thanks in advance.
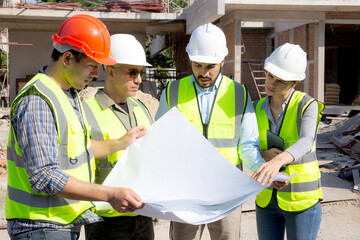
[252,43,324,240]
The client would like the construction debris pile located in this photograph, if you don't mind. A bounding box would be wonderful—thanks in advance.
[105,0,165,12]
[13,0,165,13]
[319,112,360,191]
[328,114,360,163]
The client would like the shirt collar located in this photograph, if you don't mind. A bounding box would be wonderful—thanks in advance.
[190,73,223,93]
[261,88,295,110]
[94,89,138,111]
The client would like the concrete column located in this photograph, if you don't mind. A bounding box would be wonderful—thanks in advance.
[290,28,294,43]
[234,19,242,83]
[314,20,325,102]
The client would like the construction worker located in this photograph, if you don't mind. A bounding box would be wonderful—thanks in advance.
[83,34,154,240]
[6,15,146,239]
[156,23,269,240]
[252,43,323,240]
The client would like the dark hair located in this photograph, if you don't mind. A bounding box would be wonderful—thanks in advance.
[51,49,87,63]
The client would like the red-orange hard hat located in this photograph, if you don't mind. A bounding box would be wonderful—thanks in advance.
[52,14,116,65]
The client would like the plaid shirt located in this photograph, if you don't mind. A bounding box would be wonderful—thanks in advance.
[8,85,102,236]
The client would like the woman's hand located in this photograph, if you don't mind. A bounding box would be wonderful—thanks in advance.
[261,148,283,161]
[252,151,294,186]
[271,172,290,189]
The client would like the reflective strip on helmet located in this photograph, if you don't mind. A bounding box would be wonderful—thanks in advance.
[7,186,78,208]
[279,178,321,193]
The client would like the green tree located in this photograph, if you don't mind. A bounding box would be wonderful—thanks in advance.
[170,0,188,9]
[146,35,175,69]
[0,51,6,72]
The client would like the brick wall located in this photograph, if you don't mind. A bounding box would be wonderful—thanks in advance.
[221,20,318,100]
[222,21,235,77]
[222,22,270,100]
[326,12,360,19]
[241,31,268,100]
[274,24,316,96]
[277,30,290,46]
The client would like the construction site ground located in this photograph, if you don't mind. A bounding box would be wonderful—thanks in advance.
[0,106,360,239]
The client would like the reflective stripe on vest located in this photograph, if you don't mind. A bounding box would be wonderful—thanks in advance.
[83,96,153,217]
[166,75,246,166]
[255,91,324,212]
[6,73,95,225]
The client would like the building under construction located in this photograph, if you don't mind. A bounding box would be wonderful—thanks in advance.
[0,0,360,107]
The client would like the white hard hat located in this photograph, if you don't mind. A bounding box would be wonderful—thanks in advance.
[186,23,228,64]
[264,43,307,81]
[110,34,151,66]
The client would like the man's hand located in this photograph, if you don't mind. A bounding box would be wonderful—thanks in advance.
[59,177,144,213]
[91,126,147,158]
[108,187,144,213]
[119,126,147,150]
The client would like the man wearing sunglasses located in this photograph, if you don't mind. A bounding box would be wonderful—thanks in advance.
[83,34,154,240]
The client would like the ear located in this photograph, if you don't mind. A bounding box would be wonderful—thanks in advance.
[62,51,73,67]
[106,66,115,79]
[292,81,299,88]
[220,59,225,68]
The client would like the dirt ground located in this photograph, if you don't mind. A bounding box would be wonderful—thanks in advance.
[0,105,360,239]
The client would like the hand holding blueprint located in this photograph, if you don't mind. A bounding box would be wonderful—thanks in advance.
[94,107,294,224]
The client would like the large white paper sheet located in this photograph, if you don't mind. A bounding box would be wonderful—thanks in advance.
[94,107,293,224]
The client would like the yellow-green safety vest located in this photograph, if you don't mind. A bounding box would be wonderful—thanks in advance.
[255,91,324,212]
[83,95,153,217]
[166,75,246,167]
[6,73,95,225]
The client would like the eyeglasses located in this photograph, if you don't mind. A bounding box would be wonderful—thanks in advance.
[126,69,146,79]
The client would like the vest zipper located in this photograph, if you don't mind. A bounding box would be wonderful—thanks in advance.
[196,77,223,139]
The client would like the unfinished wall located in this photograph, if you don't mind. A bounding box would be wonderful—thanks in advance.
[9,31,52,101]
[222,21,235,78]
[325,21,360,104]
[241,30,269,101]
[221,19,269,101]
[273,23,316,97]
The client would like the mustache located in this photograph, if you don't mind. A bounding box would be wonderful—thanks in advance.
[197,75,211,80]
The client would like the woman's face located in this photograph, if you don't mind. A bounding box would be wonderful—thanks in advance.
[265,71,296,98]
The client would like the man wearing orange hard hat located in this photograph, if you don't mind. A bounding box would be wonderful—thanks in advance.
[5,14,146,239]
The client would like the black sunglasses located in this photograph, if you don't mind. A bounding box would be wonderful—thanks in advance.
[126,69,146,79]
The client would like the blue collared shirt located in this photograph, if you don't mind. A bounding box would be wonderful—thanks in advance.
[156,74,265,172]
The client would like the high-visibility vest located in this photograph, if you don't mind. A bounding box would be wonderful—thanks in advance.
[166,75,246,167]
[83,95,153,217]
[6,73,95,224]
[255,91,324,212]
